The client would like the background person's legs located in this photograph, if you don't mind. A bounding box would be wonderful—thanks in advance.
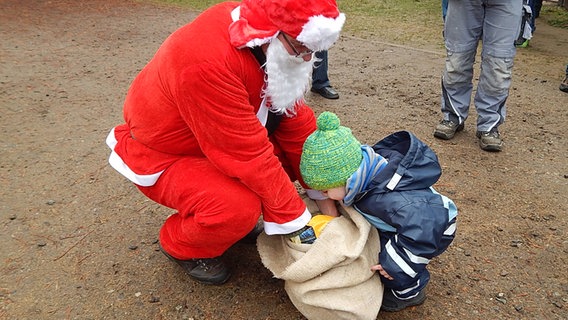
[311,50,339,99]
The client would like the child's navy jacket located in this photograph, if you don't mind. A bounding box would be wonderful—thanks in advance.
[354,131,458,298]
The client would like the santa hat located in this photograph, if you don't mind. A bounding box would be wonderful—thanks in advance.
[229,0,345,52]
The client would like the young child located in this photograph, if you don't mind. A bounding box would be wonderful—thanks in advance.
[299,112,458,312]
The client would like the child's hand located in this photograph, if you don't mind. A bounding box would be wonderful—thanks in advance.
[315,198,339,217]
[371,264,393,280]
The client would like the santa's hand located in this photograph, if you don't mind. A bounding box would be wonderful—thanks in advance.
[371,264,393,280]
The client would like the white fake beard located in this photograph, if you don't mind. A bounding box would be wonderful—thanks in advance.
[264,38,315,116]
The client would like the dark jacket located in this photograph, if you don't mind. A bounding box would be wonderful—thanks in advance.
[354,131,458,298]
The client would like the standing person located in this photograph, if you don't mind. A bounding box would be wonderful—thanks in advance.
[311,50,339,99]
[105,0,345,285]
[560,64,568,93]
[433,0,523,152]
[532,0,542,19]
[515,0,533,47]
[299,112,458,312]
[529,0,538,33]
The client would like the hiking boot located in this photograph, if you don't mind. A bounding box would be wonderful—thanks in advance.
[381,289,426,312]
[433,119,464,140]
[476,130,503,152]
[159,245,231,285]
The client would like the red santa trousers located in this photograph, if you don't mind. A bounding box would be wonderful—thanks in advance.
[137,140,298,260]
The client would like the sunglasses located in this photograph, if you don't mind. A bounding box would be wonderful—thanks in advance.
[280,32,314,58]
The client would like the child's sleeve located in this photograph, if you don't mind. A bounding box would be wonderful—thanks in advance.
[377,201,453,287]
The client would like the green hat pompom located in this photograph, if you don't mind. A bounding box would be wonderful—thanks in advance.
[300,112,363,190]
[316,111,341,131]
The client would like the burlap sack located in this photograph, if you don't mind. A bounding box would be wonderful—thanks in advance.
[257,198,383,320]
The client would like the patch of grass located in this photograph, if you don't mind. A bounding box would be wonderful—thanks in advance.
[145,0,445,48]
[337,0,444,47]
[541,5,568,29]
[151,0,221,10]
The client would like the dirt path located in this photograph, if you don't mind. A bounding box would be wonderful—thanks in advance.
[1,0,567,319]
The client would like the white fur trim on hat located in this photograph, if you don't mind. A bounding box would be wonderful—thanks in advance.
[229,0,345,50]
[297,13,346,52]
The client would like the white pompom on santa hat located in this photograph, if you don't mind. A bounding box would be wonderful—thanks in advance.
[229,0,346,52]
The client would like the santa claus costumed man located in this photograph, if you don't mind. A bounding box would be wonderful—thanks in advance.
[105,0,345,285]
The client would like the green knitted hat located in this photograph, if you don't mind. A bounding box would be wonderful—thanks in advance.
[300,112,362,190]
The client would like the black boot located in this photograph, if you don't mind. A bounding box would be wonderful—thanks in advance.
[159,244,231,285]
[380,289,426,312]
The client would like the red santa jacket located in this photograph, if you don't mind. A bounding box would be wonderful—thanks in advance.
[106,2,316,226]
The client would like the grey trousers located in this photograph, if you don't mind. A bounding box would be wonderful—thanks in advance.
[441,0,523,132]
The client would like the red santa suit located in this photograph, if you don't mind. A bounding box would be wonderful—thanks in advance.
[106,1,344,260]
